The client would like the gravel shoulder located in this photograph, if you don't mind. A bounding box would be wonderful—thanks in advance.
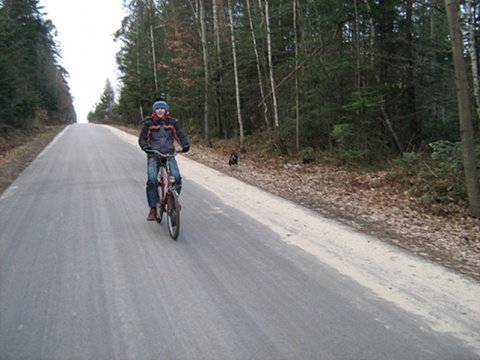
[185,139,480,282]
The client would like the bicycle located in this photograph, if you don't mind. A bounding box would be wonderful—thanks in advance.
[146,149,181,240]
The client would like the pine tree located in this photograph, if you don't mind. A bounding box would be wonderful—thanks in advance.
[88,79,116,123]
[0,0,74,127]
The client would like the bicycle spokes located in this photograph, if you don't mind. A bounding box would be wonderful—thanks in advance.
[167,191,180,240]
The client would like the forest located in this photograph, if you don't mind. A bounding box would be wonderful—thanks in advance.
[0,0,479,216]
[0,0,75,127]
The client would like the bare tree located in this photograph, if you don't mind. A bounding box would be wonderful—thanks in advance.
[227,0,245,151]
[293,0,300,152]
[148,0,158,94]
[264,0,287,154]
[199,0,211,147]
[212,0,225,138]
[444,0,480,218]
[245,0,271,141]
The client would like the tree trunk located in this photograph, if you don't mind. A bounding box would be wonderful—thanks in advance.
[212,0,227,138]
[199,0,212,147]
[465,0,480,123]
[245,0,272,141]
[364,0,404,152]
[148,0,158,94]
[404,0,418,149]
[265,0,287,154]
[444,0,480,218]
[353,0,361,91]
[227,0,245,151]
[293,0,300,152]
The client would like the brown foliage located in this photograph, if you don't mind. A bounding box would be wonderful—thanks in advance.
[186,136,480,281]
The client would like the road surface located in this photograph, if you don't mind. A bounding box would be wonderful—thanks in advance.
[0,124,479,359]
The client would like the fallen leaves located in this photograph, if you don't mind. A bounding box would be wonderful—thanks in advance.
[187,138,480,281]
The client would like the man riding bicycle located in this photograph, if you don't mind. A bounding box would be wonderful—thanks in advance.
[139,100,190,221]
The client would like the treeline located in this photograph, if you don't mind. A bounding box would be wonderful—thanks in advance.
[1,0,477,213]
[73,0,480,216]
[93,1,476,155]
[0,0,75,130]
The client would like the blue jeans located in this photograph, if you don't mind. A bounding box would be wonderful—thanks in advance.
[146,157,182,208]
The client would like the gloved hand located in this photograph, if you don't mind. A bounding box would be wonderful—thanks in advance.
[143,146,152,153]
[182,145,190,153]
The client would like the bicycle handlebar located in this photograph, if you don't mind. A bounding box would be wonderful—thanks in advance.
[144,148,182,157]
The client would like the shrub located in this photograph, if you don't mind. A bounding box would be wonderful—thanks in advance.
[331,123,371,164]
[391,143,472,207]
[429,140,464,178]
[298,147,317,164]
[397,152,422,176]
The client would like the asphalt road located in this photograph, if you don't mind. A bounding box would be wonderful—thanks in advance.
[0,124,479,360]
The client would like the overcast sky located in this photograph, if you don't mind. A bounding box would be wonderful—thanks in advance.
[39,0,125,123]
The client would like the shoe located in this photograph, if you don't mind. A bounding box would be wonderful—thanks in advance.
[147,208,156,221]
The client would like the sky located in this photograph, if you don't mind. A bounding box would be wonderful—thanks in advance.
[39,0,125,123]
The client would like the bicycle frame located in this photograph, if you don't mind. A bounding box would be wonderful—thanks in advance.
[157,156,176,213]
[149,150,181,240]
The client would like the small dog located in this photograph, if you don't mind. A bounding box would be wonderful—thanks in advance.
[228,153,238,168]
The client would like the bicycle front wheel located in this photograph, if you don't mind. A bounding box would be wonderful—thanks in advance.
[167,191,180,240]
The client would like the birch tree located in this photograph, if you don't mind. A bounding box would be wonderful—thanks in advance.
[148,0,158,94]
[227,0,245,151]
[293,0,300,152]
[264,0,286,154]
[212,0,228,138]
[245,0,271,140]
[199,0,211,146]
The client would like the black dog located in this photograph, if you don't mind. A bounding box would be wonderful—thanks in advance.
[228,153,238,168]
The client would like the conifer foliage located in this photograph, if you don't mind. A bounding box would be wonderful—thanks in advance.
[112,0,479,216]
[87,79,116,123]
[113,1,476,153]
[0,0,75,128]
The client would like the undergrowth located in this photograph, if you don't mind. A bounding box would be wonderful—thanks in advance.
[118,125,478,213]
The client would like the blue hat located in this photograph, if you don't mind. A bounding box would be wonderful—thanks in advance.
[153,100,168,111]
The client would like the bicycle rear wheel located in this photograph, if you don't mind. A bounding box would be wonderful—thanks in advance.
[167,191,180,240]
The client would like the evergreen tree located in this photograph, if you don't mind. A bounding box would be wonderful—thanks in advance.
[113,0,475,162]
[87,79,116,123]
[0,0,74,128]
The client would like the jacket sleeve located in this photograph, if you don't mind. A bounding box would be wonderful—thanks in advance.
[138,118,151,150]
[173,120,189,148]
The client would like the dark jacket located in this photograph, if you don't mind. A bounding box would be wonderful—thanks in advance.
[138,114,189,155]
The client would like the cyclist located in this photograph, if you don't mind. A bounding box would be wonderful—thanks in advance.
[139,100,190,221]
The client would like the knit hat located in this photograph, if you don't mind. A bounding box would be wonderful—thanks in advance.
[153,100,168,111]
